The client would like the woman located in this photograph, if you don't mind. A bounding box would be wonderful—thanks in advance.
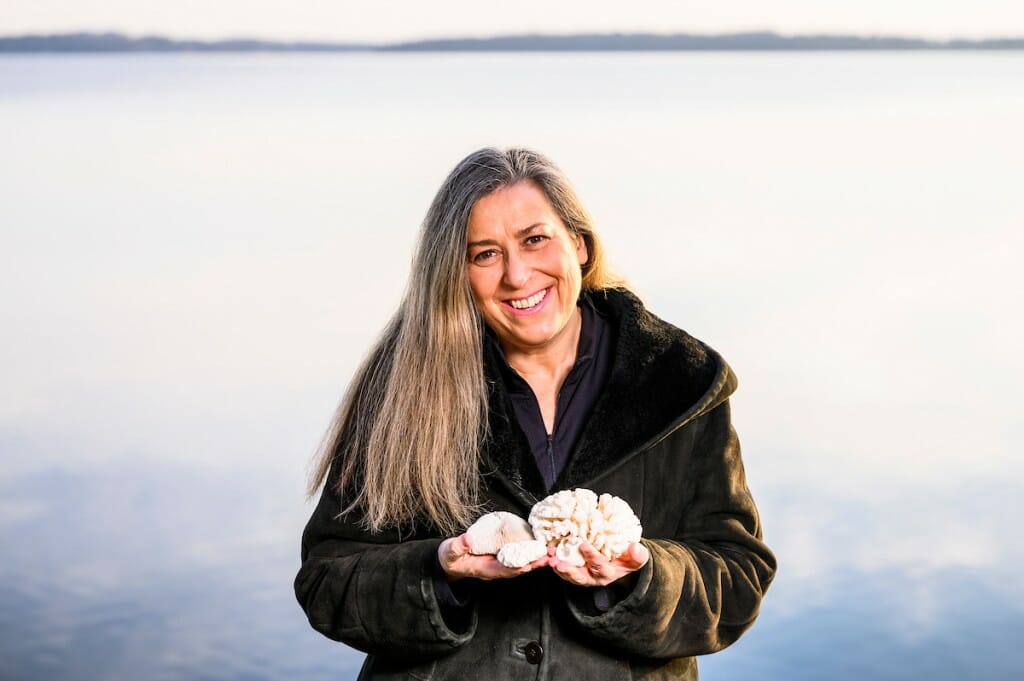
[295,147,776,680]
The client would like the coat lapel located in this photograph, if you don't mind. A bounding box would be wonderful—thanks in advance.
[559,289,729,489]
[478,288,732,504]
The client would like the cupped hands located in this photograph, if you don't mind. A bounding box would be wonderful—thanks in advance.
[439,534,649,588]
[548,540,649,587]
[438,534,549,582]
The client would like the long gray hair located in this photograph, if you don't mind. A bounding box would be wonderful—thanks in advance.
[308,147,623,534]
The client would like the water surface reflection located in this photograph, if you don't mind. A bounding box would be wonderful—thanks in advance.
[0,461,362,681]
[2,455,1021,680]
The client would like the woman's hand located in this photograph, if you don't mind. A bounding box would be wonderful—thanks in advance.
[549,541,649,588]
[438,534,549,582]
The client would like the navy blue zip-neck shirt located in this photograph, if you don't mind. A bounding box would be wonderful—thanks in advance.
[434,295,619,615]
[488,295,614,491]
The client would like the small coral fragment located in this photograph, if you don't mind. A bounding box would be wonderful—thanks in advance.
[465,511,535,556]
[529,488,642,565]
[496,540,548,568]
[555,536,586,567]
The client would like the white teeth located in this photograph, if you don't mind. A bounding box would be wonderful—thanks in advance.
[509,289,547,310]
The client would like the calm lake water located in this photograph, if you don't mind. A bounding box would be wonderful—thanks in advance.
[1,52,1023,680]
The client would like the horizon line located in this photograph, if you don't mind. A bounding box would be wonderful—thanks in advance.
[4,27,1024,41]
[2,30,1023,52]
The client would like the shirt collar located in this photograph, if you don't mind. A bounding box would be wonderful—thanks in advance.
[485,292,604,390]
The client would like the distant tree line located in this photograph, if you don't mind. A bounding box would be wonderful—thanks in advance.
[1,31,1022,53]
[382,32,1024,51]
[0,32,363,52]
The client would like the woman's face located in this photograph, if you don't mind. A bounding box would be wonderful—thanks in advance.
[466,180,589,356]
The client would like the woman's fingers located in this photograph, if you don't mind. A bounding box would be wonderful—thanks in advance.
[525,554,551,570]
[440,534,550,581]
[445,536,645,585]
[578,541,604,563]
[627,541,650,568]
[549,541,648,586]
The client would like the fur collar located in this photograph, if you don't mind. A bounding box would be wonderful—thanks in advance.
[480,287,736,509]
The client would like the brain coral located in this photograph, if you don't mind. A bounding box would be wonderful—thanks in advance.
[528,488,642,567]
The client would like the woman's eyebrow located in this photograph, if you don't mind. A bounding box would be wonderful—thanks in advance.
[516,223,546,237]
[467,223,546,249]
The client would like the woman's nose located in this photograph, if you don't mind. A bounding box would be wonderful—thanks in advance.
[502,250,530,289]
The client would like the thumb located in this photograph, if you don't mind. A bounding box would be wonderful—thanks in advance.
[625,542,650,568]
[451,534,472,556]
[440,534,470,562]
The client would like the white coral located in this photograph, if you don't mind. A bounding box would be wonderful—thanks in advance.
[529,489,642,567]
[496,540,548,568]
[465,511,535,556]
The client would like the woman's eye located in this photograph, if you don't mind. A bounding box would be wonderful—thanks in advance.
[472,249,499,264]
[525,235,548,246]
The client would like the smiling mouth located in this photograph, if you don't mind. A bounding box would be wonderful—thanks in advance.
[507,288,548,310]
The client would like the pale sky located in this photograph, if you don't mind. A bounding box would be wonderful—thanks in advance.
[3,0,1023,42]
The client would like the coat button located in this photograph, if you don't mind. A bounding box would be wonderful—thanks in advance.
[523,641,544,664]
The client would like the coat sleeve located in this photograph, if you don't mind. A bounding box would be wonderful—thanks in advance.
[564,399,776,658]
[293,470,477,659]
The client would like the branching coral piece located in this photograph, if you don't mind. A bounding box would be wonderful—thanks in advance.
[529,489,642,567]
[465,511,535,556]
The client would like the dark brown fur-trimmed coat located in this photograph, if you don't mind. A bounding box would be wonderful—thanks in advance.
[295,288,776,680]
